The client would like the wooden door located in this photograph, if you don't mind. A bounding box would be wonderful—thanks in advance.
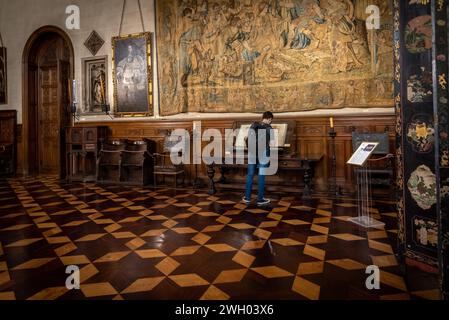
[38,65,60,174]
[28,64,39,175]
[24,31,73,177]
[59,60,70,178]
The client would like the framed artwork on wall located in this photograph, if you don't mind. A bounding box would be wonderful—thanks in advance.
[155,0,395,116]
[81,55,108,115]
[112,32,153,117]
[84,30,105,56]
[0,47,7,104]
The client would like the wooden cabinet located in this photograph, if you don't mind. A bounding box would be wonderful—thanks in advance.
[66,127,107,182]
[0,111,17,176]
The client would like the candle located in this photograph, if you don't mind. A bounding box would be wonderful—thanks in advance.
[72,80,78,104]
[99,74,105,104]
[330,117,334,128]
[68,79,73,104]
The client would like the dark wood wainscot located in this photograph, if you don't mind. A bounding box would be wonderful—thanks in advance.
[0,110,17,176]
[68,114,395,193]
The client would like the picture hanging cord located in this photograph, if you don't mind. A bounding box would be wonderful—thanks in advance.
[119,0,146,36]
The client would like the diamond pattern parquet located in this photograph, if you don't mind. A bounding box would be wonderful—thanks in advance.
[0,177,440,300]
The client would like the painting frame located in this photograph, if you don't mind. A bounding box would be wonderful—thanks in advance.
[0,47,7,105]
[81,55,108,115]
[112,32,154,117]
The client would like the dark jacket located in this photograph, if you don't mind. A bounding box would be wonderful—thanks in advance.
[247,121,273,162]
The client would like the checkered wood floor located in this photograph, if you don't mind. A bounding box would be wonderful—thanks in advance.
[0,177,440,300]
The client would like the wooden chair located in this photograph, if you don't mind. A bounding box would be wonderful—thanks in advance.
[96,140,125,183]
[153,132,186,188]
[120,139,155,186]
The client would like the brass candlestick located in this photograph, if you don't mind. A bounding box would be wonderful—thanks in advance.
[328,126,340,197]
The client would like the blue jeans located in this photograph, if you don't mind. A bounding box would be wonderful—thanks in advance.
[245,164,267,202]
[245,164,265,201]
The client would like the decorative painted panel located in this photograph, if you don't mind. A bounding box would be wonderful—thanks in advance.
[396,0,438,266]
[395,0,449,299]
[434,0,449,300]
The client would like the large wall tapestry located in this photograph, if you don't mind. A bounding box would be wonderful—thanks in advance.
[156,0,394,116]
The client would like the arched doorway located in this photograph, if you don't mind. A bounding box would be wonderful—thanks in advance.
[22,26,74,177]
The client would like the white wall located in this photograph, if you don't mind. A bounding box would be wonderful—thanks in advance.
[0,0,394,124]
[0,0,158,123]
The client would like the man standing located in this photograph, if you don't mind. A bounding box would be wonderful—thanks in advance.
[242,111,274,206]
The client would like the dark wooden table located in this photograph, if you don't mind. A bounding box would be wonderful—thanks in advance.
[205,153,324,200]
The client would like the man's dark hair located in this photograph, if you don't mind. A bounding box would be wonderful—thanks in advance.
[262,111,274,120]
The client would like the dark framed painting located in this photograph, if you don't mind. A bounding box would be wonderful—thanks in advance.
[81,55,108,115]
[112,32,153,117]
[0,47,6,104]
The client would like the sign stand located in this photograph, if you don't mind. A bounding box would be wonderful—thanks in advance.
[347,142,385,228]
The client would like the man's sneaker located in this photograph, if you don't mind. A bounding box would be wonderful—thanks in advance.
[257,198,271,206]
[242,196,251,204]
